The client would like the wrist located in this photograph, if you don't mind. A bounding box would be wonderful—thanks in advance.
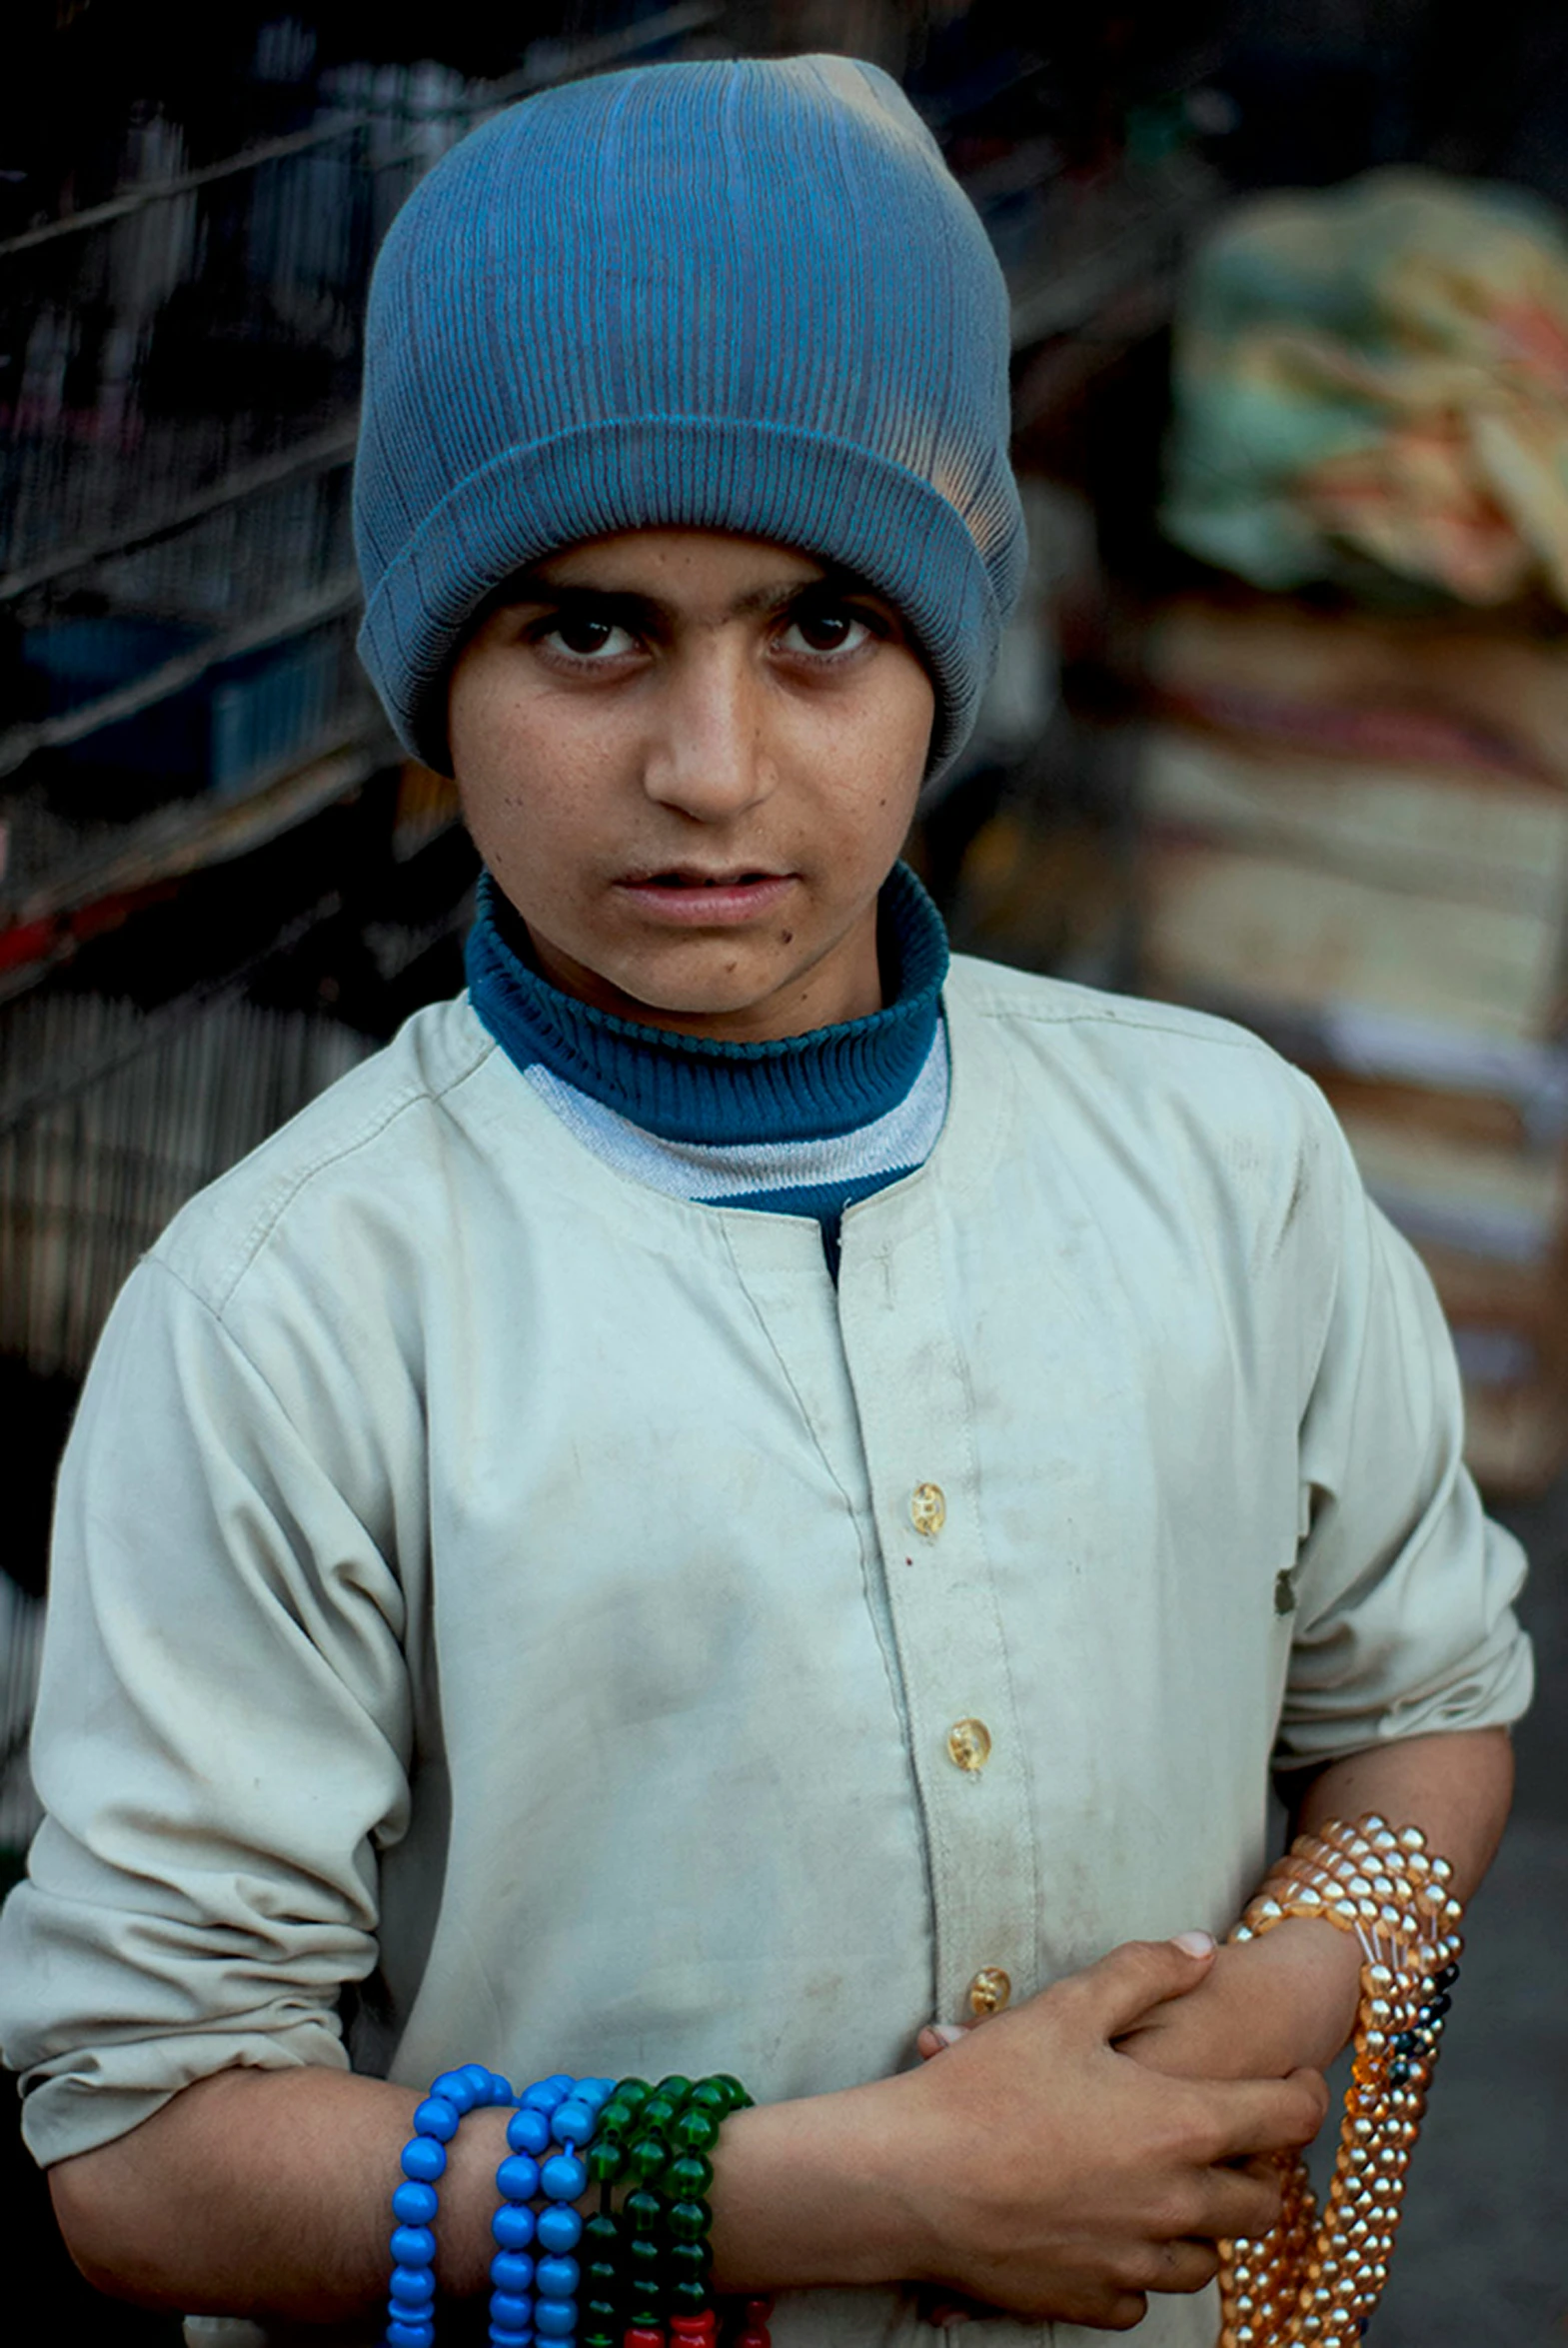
[1114,1921,1363,2082]
[709,2074,923,2296]
[430,2104,512,2296]
[1238,1914,1364,2068]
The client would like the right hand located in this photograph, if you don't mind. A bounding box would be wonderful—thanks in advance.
[885,1934,1328,2330]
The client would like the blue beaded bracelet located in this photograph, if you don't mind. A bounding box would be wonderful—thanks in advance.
[384,2064,517,2348]
[489,2073,616,2348]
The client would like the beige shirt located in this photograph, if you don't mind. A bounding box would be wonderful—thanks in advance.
[0,960,1531,2347]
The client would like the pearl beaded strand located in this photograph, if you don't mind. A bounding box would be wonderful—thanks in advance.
[1216,1813,1465,2348]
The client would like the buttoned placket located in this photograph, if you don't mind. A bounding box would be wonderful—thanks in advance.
[835,1171,1041,2031]
[720,1184,1039,2035]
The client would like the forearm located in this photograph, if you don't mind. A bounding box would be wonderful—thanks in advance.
[1286,1723,1514,1903]
[50,2068,506,2325]
[1122,1725,1515,2084]
[49,2061,913,2324]
[47,1936,1325,2333]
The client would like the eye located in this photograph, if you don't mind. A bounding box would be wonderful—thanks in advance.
[540,611,639,661]
[779,603,873,659]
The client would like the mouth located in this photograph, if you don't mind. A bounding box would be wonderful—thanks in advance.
[614,868,796,923]
[625,867,786,888]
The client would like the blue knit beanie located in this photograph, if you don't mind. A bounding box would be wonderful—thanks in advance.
[354,54,1025,775]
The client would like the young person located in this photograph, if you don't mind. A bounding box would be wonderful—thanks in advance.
[0,54,1530,2348]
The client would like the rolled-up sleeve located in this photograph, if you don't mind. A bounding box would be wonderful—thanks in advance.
[1274,1078,1533,1768]
[0,1256,415,2166]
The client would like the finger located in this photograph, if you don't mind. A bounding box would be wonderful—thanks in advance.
[1071,1933,1218,2039]
[1227,2150,1286,2192]
[1139,2238,1222,2297]
[916,2022,971,2060]
[1290,2065,1332,2134]
[1201,2066,1329,2162]
[1200,2162,1287,2244]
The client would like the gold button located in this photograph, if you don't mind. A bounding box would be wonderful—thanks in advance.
[910,1481,946,1536]
[968,1965,1012,2016]
[946,1717,991,1772]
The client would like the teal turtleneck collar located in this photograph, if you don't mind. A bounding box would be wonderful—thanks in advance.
[465,862,948,1146]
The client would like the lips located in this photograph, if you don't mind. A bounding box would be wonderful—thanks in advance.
[627,868,784,888]
[613,869,796,923]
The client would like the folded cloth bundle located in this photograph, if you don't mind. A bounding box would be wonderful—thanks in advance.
[1163,167,1568,609]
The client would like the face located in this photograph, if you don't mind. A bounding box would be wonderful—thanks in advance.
[446,529,935,1043]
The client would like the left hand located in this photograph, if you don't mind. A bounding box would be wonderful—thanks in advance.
[918,1915,1361,2087]
[914,1918,1358,2328]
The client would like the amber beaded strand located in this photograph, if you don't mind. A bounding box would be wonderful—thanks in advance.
[1216,1814,1464,2348]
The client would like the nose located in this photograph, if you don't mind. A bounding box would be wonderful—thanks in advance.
[640,637,775,822]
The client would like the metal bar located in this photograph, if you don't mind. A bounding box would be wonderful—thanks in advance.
[0,5,724,262]
[241,8,728,192]
[0,417,358,605]
[0,575,362,781]
[0,726,394,1005]
[0,121,366,260]
[0,885,349,1132]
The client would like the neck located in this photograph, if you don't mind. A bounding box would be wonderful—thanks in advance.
[466,861,949,1146]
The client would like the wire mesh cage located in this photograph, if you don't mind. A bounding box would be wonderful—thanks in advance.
[0,1,721,1873]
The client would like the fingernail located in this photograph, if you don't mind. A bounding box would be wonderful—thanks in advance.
[1171,1929,1215,1957]
[927,2021,968,2045]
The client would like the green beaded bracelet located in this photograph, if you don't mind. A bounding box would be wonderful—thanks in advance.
[579,2071,755,2343]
